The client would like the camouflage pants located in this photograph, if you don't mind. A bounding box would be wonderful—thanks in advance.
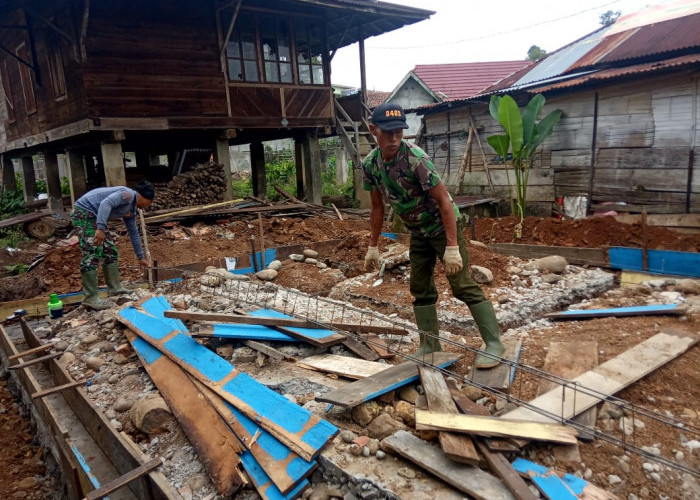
[70,207,119,272]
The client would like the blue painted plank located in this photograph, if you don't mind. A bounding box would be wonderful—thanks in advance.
[139,295,188,333]
[117,306,338,461]
[239,449,309,500]
[232,249,278,274]
[70,443,103,492]
[249,309,338,341]
[211,323,296,342]
[512,458,579,500]
[550,303,681,318]
[609,247,700,277]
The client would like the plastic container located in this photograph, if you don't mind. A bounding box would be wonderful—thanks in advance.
[48,293,63,319]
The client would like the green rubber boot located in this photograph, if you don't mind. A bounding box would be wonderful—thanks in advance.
[81,270,111,310]
[469,300,504,369]
[103,262,130,296]
[413,304,443,355]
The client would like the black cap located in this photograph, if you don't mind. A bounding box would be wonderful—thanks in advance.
[371,102,409,131]
[134,180,155,200]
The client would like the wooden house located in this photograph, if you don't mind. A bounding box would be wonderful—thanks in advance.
[0,0,432,209]
[414,5,700,216]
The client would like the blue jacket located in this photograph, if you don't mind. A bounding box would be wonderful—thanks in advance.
[74,187,145,260]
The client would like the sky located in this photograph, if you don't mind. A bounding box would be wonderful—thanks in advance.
[330,0,666,92]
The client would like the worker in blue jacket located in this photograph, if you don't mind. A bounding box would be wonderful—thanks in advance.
[70,180,154,309]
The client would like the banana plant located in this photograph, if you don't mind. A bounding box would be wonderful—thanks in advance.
[487,94,562,236]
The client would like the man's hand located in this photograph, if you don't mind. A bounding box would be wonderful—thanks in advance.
[138,259,149,268]
[93,229,105,246]
[364,246,380,272]
[443,246,463,276]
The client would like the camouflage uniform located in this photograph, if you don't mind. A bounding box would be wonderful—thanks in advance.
[362,140,487,307]
[70,207,119,272]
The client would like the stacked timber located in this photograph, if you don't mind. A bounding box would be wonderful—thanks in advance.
[150,162,226,211]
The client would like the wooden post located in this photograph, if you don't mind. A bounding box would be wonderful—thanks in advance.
[1,154,17,192]
[20,156,37,203]
[250,141,266,200]
[302,135,322,205]
[138,208,153,288]
[294,139,305,201]
[43,152,63,211]
[257,212,265,269]
[641,210,648,271]
[456,126,474,195]
[215,137,234,201]
[468,114,496,196]
[101,142,126,187]
[65,150,87,203]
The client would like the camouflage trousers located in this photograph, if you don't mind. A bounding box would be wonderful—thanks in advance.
[70,207,119,272]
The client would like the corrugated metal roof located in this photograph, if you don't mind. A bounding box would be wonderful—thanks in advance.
[366,90,391,108]
[412,61,531,101]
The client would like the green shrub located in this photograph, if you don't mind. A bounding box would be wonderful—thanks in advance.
[60,176,71,196]
[0,226,29,248]
[0,190,26,220]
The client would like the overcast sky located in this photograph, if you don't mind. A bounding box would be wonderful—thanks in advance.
[330,0,666,92]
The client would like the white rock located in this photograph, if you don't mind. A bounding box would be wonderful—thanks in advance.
[471,265,493,284]
[267,260,282,271]
[289,254,305,262]
[530,255,568,274]
[303,249,319,258]
[255,269,278,281]
[608,474,622,485]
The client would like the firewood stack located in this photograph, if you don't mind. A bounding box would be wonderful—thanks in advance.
[149,162,227,211]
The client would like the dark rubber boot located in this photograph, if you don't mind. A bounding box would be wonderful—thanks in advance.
[103,262,130,296]
[81,271,111,310]
[413,304,443,355]
[469,300,504,369]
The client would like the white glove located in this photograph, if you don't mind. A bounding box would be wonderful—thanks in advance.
[364,246,380,272]
[443,246,463,276]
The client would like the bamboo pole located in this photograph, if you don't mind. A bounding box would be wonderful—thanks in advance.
[258,213,266,269]
[138,208,153,289]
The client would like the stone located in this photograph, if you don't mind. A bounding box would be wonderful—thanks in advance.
[57,352,76,369]
[130,394,173,434]
[470,240,487,248]
[81,334,100,344]
[375,450,386,460]
[113,353,128,365]
[394,401,415,427]
[268,260,283,271]
[85,356,106,371]
[305,258,318,265]
[460,384,483,401]
[351,402,381,427]
[608,474,622,485]
[303,249,319,258]
[541,273,562,284]
[289,254,305,262]
[198,274,222,287]
[506,266,522,275]
[677,279,700,295]
[470,265,493,284]
[232,346,257,363]
[397,386,419,404]
[367,413,406,440]
[340,430,356,443]
[530,255,568,274]
[216,344,234,359]
[255,269,278,281]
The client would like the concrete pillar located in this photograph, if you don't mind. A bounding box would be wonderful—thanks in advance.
[250,141,266,199]
[294,139,305,200]
[101,141,126,186]
[1,154,17,192]
[21,156,37,202]
[335,146,348,185]
[43,152,63,211]
[302,135,322,205]
[354,168,371,209]
[65,150,87,203]
[215,137,234,200]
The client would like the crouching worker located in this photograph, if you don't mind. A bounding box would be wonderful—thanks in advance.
[71,180,154,310]
[361,103,504,368]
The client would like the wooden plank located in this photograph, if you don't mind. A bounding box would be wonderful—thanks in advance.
[487,243,607,268]
[504,331,698,424]
[297,354,388,380]
[9,351,61,369]
[415,410,579,445]
[362,333,394,358]
[512,458,618,500]
[545,303,685,320]
[252,309,346,348]
[124,330,245,497]
[382,430,515,500]
[8,342,51,361]
[474,440,538,500]
[470,339,521,391]
[199,324,295,342]
[32,380,87,399]
[614,213,700,229]
[418,366,480,465]
[340,337,380,361]
[191,377,315,496]
[84,457,164,500]
[315,353,462,408]
[116,305,338,462]
[538,341,598,445]
[244,340,291,361]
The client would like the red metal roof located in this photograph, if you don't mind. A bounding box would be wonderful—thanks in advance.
[412,61,531,101]
[365,90,391,108]
[569,12,700,71]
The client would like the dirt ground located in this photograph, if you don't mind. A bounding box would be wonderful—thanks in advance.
[0,212,698,499]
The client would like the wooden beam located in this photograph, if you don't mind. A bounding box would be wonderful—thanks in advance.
[487,243,607,268]
[244,340,291,361]
[418,366,480,465]
[297,354,387,380]
[32,380,87,399]
[83,457,163,500]
[10,351,61,369]
[340,336,380,361]
[415,410,579,445]
[8,342,51,361]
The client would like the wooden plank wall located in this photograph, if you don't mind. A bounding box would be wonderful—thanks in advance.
[422,72,699,214]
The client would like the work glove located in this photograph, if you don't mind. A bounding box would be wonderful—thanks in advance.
[443,246,463,276]
[364,246,380,272]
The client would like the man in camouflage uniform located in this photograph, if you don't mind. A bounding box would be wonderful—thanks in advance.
[71,180,154,310]
[361,103,504,368]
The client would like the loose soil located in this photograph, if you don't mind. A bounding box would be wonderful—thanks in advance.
[0,212,698,499]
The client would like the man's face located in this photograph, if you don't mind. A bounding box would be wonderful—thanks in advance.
[370,124,403,161]
[136,194,152,209]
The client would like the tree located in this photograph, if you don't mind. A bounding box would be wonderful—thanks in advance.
[599,10,621,27]
[526,45,547,62]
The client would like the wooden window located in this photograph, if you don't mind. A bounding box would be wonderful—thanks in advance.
[260,15,292,84]
[0,60,15,123]
[16,43,36,115]
[226,13,259,82]
[46,30,66,99]
[295,26,325,86]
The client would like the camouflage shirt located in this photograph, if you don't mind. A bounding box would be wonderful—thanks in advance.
[362,141,459,237]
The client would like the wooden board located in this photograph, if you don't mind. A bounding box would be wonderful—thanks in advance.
[418,366,480,465]
[256,309,347,347]
[487,243,607,268]
[84,457,164,500]
[315,353,462,408]
[191,378,315,496]
[538,341,598,445]
[504,331,698,424]
[470,339,522,391]
[340,337,380,361]
[545,303,685,320]
[415,410,579,445]
[124,330,244,497]
[297,354,388,380]
[117,305,338,462]
[382,430,515,500]
[473,440,538,500]
[512,458,618,500]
